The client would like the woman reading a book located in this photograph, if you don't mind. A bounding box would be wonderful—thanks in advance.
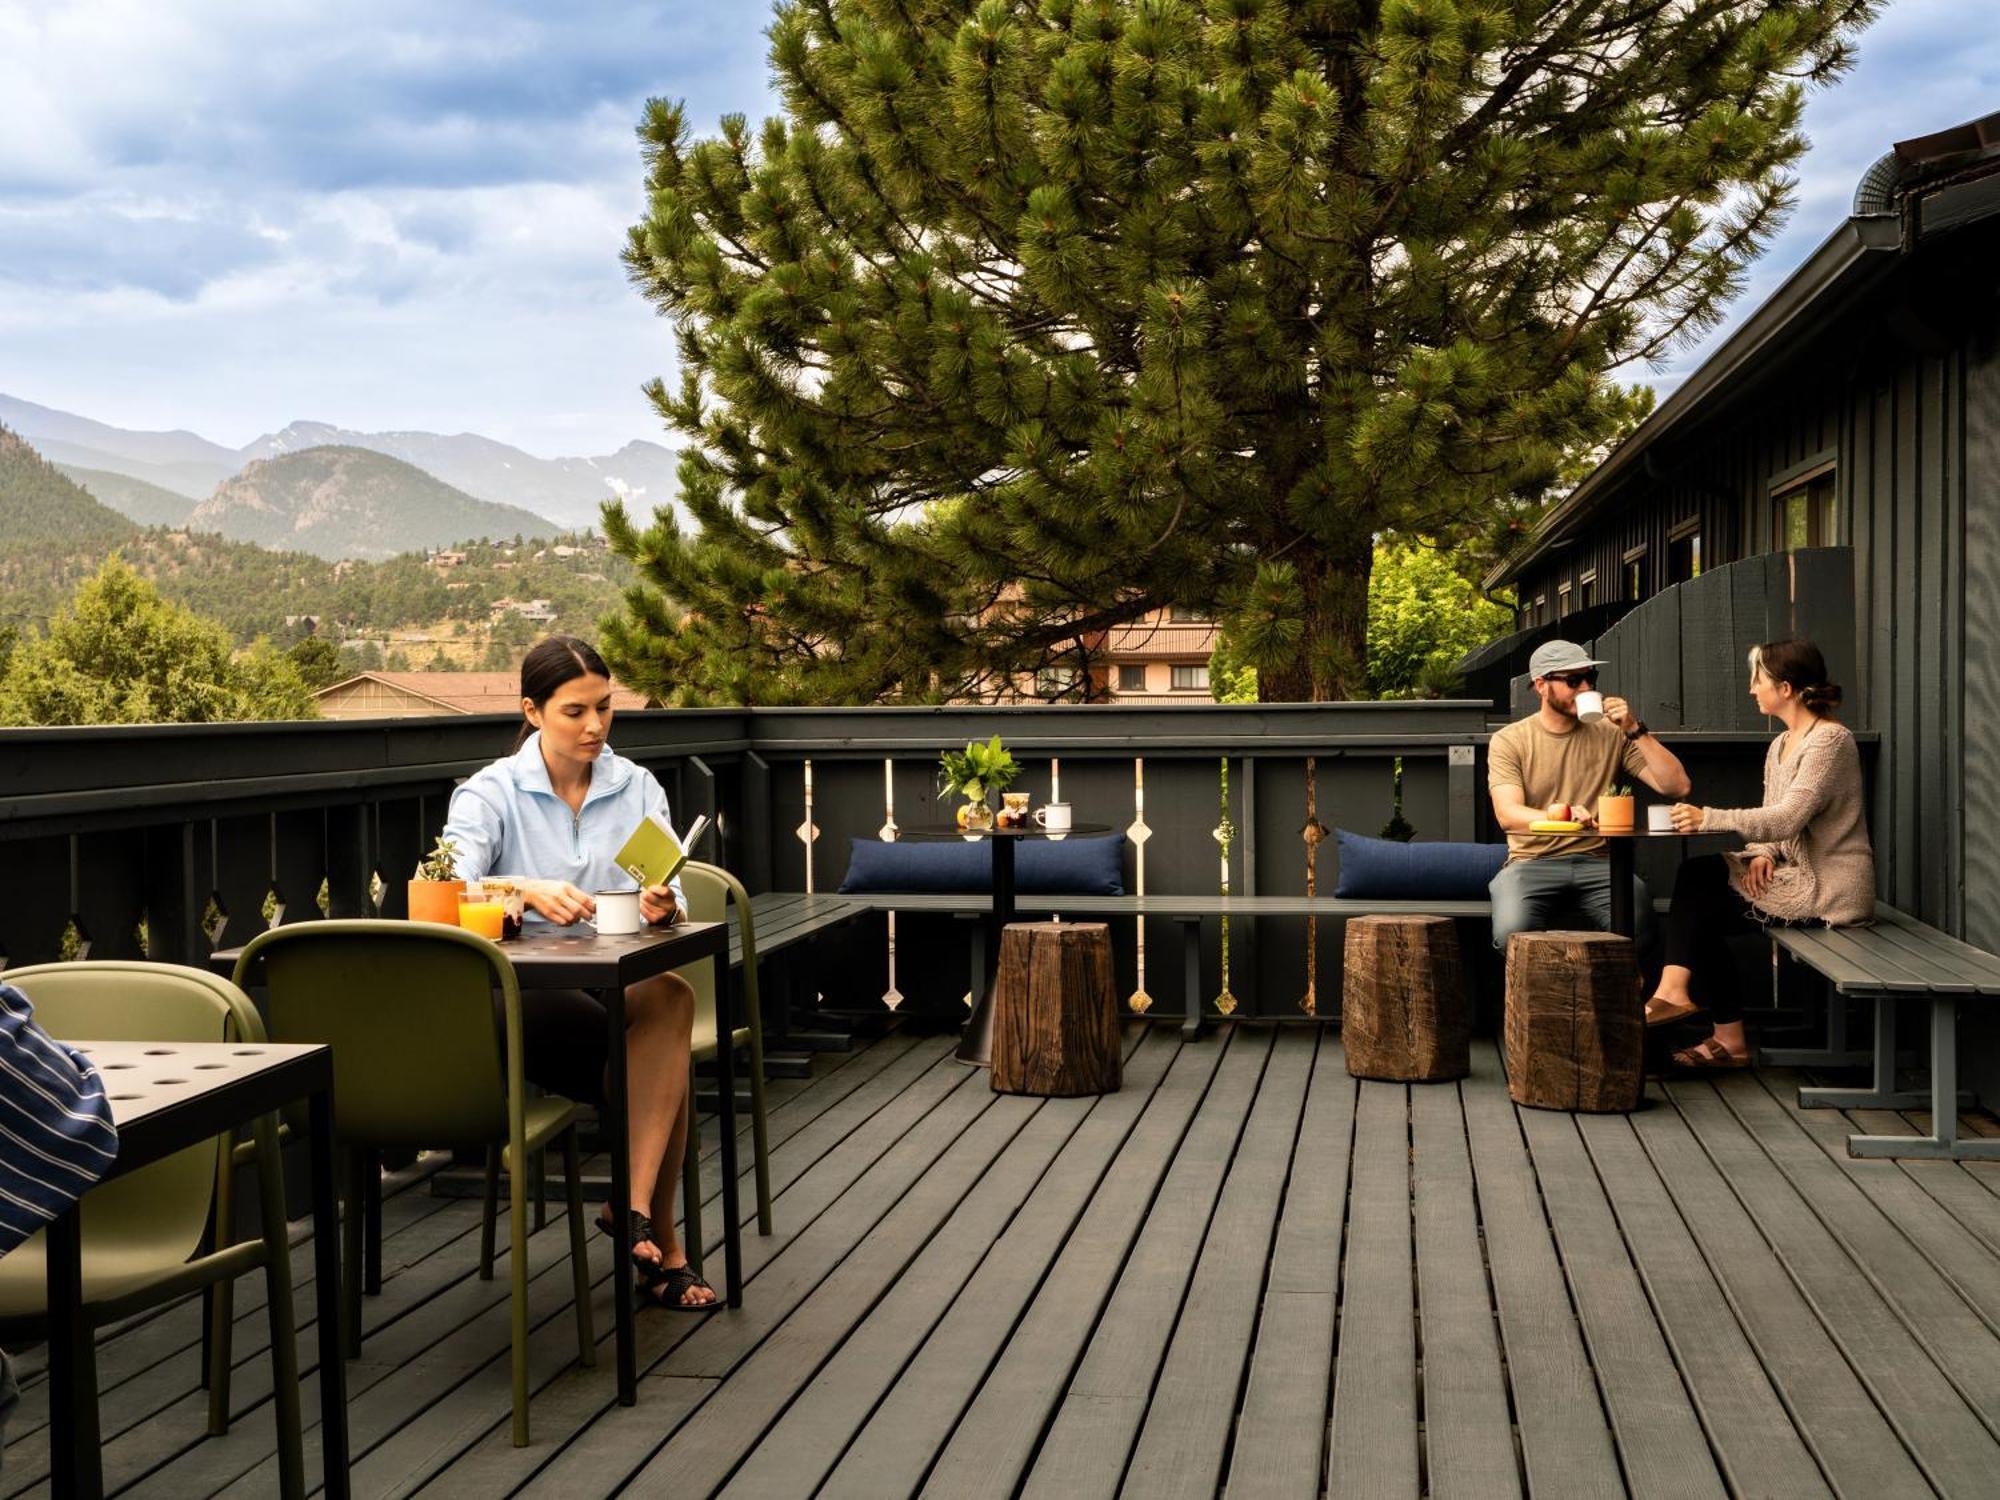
[441,635,717,1311]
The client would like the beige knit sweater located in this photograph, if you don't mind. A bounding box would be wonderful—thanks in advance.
[1701,718,1875,926]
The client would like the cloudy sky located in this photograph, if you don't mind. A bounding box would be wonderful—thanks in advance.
[1,1,1995,457]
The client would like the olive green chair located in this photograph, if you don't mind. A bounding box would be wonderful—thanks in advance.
[232,919,592,1447]
[676,860,773,1272]
[0,961,305,1497]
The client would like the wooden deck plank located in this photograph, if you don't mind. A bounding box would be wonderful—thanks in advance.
[913,1029,1250,1500]
[146,1036,961,1500]
[1223,1032,1351,1500]
[538,1073,1034,1494]
[1629,1087,1931,1498]
[1016,1029,1277,1500]
[1575,1110,1829,1497]
[1665,1080,2000,1495]
[721,1029,1172,1499]
[1712,1074,2000,1417]
[819,1033,1223,1500]
[1516,1104,1727,1499]
[1460,1043,1624,1498]
[1121,1028,1316,1499]
[1327,1081,1420,1498]
[1411,1080,1522,1500]
[1846,1105,2000,1258]
[1749,1072,2000,1331]
[373,1039,977,1500]
[22,1021,2000,1500]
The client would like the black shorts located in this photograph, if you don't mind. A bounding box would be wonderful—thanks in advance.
[494,986,609,1107]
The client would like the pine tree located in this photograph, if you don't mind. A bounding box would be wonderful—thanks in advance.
[612,0,1875,702]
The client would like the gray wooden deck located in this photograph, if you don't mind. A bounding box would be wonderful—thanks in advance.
[9,1021,2000,1497]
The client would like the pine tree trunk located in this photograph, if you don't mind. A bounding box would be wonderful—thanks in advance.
[1260,534,1374,701]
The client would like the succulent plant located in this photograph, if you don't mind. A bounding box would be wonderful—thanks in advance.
[414,835,461,882]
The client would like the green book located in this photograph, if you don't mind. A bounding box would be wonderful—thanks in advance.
[613,812,708,889]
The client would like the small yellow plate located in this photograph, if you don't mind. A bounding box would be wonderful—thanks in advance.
[1527,819,1585,833]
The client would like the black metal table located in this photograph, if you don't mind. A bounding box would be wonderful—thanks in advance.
[44,1039,345,1500]
[898,822,1114,1065]
[1514,824,1710,937]
[483,920,732,1404]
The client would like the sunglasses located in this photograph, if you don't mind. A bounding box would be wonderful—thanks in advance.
[1548,670,1598,689]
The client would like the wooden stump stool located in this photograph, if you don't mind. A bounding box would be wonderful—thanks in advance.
[1341,915,1469,1082]
[1504,931,1642,1112]
[991,922,1121,1097]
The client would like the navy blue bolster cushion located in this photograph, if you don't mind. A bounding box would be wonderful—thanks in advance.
[1332,829,1507,900]
[838,834,1125,896]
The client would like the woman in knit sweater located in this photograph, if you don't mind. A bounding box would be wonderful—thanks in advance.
[1645,637,1875,1069]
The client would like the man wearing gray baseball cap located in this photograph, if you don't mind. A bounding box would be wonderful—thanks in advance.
[1486,638,1691,949]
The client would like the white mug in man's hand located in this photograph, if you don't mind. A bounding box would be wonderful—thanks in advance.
[1032,802,1072,832]
[1575,689,1606,722]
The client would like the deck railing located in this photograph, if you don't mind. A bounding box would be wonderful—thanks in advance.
[0,704,1784,1019]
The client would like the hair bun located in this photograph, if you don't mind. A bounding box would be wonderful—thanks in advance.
[1802,681,1843,711]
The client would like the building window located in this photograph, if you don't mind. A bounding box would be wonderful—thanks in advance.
[1774,467,1837,551]
[1622,546,1648,603]
[1578,572,1597,611]
[1667,523,1701,584]
[1116,663,1146,692]
[1035,667,1080,697]
[1531,594,1546,625]
[1170,663,1210,691]
[1167,605,1211,623]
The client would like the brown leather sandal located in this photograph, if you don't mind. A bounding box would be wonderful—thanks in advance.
[1670,1037,1751,1070]
[1645,994,1703,1028]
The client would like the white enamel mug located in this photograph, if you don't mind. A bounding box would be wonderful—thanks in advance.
[1575,689,1606,723]
[592,889,643,935]
[1031,802,1072,833]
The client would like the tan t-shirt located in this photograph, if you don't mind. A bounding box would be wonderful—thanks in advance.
[1488,714,1650,861]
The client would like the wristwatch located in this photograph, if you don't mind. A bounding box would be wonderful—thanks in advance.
[1624,720,1649,742]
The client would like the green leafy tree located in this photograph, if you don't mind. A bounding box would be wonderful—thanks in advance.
[1365,540,1514,697]
[609,0,1869,702]
[0,557,318,724]
[286,634,346,690]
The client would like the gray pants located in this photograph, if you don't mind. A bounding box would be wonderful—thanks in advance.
[1489,854,1655,952]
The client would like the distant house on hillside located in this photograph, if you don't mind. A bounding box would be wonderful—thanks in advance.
[314,671,648,720]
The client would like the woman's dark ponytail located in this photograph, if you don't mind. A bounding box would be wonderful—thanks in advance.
[513,636,613,750]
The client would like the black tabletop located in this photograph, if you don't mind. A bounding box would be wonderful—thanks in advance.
[898,822,1115,839]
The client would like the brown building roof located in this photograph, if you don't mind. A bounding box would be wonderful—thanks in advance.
[314,671,649,719]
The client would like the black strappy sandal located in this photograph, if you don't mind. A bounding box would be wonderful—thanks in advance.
[649,1261,722,1313]
[597,1208,668,1289]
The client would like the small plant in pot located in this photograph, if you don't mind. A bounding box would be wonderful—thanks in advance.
[1597,781,1636,831]
[409,836,465,924]
[938,735,1021,832]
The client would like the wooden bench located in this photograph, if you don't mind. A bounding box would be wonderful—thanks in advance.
[1775,905,2000,1160]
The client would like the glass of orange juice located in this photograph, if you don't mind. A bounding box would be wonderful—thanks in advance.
[457,889,506,940]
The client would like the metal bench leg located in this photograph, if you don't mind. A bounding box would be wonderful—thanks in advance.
[1179,916,1203,1041]
[1797,995,1930,1110]
[1846,997,2000,1160]
[1759,949,1877,1068]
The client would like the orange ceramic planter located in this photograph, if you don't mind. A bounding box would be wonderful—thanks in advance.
[1596,795,1635,831]
[407,879,465,924]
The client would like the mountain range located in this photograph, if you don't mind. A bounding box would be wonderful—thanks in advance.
[187,447,560,561]
[0,393,679,531]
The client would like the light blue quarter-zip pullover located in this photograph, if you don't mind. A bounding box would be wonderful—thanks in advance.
[442,734,686,916]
